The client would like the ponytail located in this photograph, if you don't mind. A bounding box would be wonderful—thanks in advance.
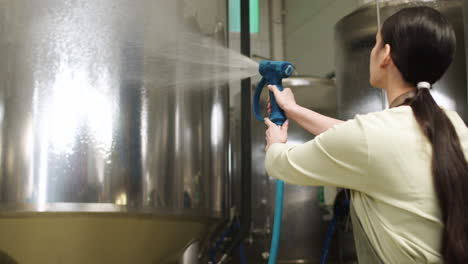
[403,87,468,263]
[382,7,468,263]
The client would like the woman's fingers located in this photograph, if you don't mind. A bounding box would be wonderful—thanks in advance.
[264,117,275,127]
[268,85,280,96]
[266,85,296,111]
[282,120,289,131]
[264,118,288,151]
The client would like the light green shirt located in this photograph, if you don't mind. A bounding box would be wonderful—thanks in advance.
[265,106,468,264]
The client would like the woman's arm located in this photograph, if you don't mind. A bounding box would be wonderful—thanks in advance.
[268,85,344,136]
[285,103,344,136]
[264,116,369,189]
[264,89,370,189]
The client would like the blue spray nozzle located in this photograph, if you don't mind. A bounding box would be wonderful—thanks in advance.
[253,60,294,126]
[259,60,294,79]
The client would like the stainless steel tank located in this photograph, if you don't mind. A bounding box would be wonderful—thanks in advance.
[248,77,351,263]
[0,0,229,263]
[335,0,468,121]
[464,0,468,91]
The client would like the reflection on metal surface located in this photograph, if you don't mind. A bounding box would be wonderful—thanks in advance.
[115,193,128,206]
[250,77,340,262]
[181,240,200,264]
[335,0,467,120]
[0,0,229,218]
[359,0,440,8]
[464,0,468,101]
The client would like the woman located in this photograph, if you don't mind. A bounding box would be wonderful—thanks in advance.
[264,6,468,264]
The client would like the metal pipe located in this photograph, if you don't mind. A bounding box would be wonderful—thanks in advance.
[375,0,381,31]
[270,0,285,61]
[375,0,389,109]
[464,0,468,105]
[218,0,251,262]
[181,241,200,264]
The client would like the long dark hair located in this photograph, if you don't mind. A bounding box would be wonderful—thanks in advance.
[381,7,468,263]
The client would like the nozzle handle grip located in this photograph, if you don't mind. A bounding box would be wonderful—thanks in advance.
[253,78,267,122]
[269,84,286,126]
[253,78,286,126]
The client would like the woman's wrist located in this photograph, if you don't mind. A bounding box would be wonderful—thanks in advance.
[284,103,300,118]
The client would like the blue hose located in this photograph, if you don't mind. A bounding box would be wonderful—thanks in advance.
[268,180,284,264]
[319,190,351,264]
[208,219,248,264]
[208,223,235,263]
[320,215,337,264]
[236,220,248,264]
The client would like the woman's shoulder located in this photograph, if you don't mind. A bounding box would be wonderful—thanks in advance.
[354,106,468,140]
[350,106,415,129]
[443,109,467,129]
[321,108,409,142]
[352,105,412,120]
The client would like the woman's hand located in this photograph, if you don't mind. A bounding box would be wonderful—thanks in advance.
[264,118,289,151]
[267,85,297,114]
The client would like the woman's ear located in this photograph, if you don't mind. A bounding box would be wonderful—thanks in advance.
[380,44,393,67]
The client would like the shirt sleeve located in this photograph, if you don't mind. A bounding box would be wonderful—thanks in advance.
[265,116,370,191]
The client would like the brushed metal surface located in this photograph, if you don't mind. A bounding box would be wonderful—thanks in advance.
[464,0,468,102]
[0,0,229,219]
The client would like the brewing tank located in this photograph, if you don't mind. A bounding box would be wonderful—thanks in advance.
[464,0,468,88]
[335,0,467,121]
[0,0,229,263]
